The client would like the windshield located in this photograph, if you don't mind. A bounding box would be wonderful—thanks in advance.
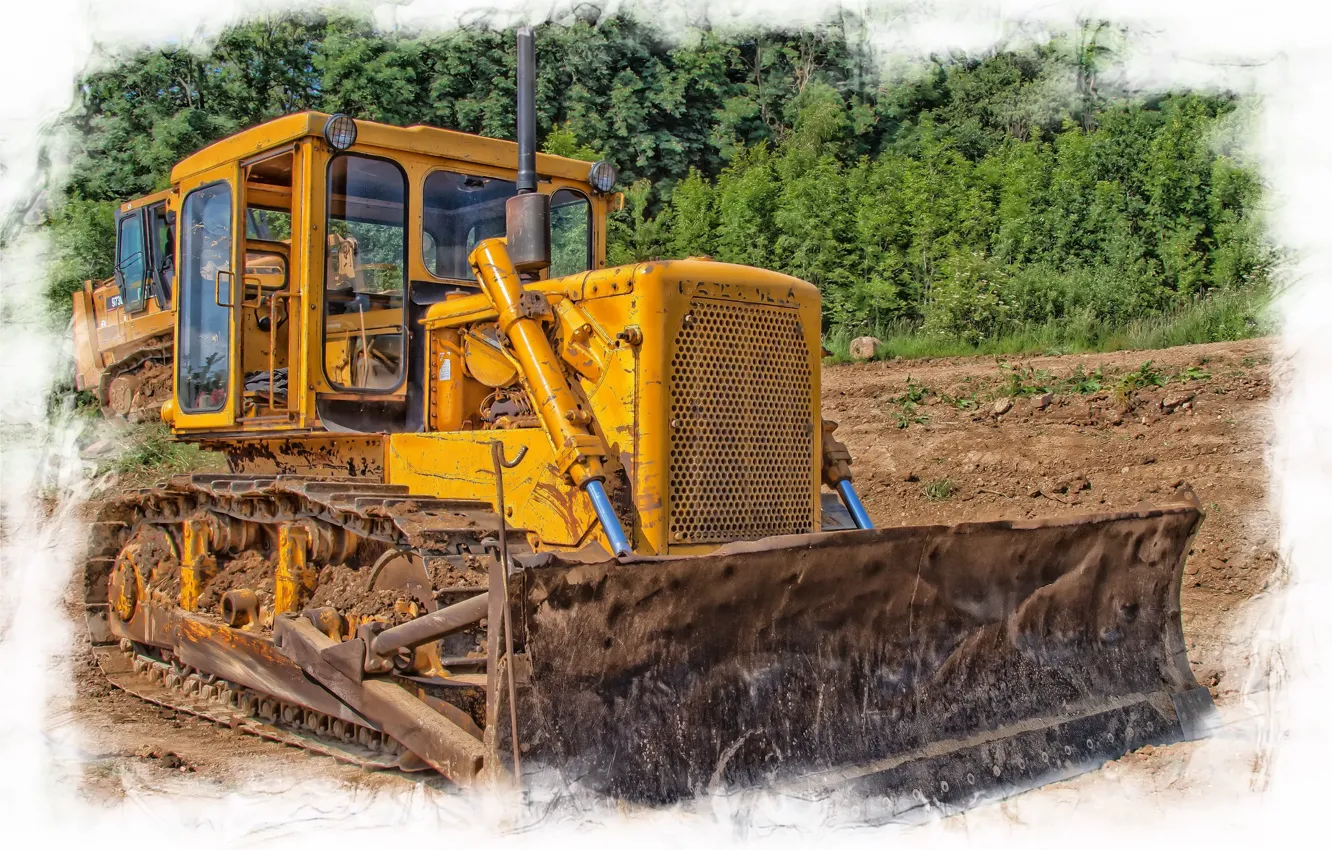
[422,172,593,281]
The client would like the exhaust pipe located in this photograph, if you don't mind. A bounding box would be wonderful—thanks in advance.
[515,27,538,194]
[506,26,551,273]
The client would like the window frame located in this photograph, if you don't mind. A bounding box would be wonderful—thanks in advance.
[417,168,597,284]
[176,179,235,415]
[114,208,149,314]
[548,187,594,279]
[321,151,411,395]
[419,166,519,284]
[147,202,174,310]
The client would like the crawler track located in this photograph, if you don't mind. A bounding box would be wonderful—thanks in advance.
[82,473,510,776]
[98,338,172,421]
[92,640,402,770]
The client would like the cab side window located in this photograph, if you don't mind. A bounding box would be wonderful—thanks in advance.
[177,183,233,413]
[149,204,175,308]
[550,188,592,278]
[324,154,407,392]
[116,212,148,312]
[421,171,516,282]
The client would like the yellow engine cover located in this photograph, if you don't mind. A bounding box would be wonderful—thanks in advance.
[395,258,824,557]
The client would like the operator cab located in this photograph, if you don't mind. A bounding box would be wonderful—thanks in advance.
[162,112,613,437]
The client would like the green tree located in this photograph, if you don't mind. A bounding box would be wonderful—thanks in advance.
[45,9,1271,348]
[46,198,117,307]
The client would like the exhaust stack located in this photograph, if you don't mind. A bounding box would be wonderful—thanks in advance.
[506,26,551,273]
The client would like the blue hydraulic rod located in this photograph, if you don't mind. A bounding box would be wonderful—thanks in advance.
[585,479,632,557]
[837,479,874,530]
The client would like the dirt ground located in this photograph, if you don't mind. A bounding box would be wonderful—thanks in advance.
[58,337,1279,819]
[824,337,1279,704]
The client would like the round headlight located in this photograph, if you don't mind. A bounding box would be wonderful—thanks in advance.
[323,113,358,151]
[587,160,617,193]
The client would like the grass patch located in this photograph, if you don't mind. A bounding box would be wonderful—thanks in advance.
[999,365,1055,397]
[884,377,931,428]
[823,287,1273,363]
[1174,365,1212,382]
[939,391,979,410]
[1112,361,1166,404]
[1061,365,1104,394]
[923,478,957,501]
[105,424,224,481]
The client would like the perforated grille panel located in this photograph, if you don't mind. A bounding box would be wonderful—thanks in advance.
[668,298,817,544]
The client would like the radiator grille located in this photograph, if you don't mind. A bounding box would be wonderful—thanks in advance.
[668,298,816,544]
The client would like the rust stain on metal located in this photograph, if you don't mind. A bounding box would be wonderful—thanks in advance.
[210,435,386,480]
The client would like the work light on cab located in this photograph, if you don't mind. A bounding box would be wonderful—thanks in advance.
[323,113,357,151]
[588,160,617,193]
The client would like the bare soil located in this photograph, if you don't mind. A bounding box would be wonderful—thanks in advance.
[61,337,1278,811]
[823,337,1278,703]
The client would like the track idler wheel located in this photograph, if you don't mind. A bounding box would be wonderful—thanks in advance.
[108,525,175,623]
[106,373,140,418]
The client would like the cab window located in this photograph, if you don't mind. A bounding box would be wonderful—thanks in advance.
[148,204,174,308]
[116,212,148,312]
[421,174,595,282]
[177,183,233,413]
[247,208,292,240]
[422,171,516,281]
[324,154,407,392]
[550,188,592,277]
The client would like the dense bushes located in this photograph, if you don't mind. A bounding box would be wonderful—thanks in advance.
[624,88,1272,347]
[46,12,1274,351]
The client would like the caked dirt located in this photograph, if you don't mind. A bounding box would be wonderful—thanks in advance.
[60,337,1280,812]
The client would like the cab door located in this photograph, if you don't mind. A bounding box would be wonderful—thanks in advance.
[146,201,175,310]
[114,207,152,317]
[172,164,242,431]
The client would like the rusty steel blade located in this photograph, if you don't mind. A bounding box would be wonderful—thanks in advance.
[509,498,1212,804]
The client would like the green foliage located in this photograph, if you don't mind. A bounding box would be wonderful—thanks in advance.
[46,10,1275,351]
[1113,361,1166,402]
[923,252,1010,345]
[542,122,601,161]
[822,286,1271,362]
[888,377,930,428]
[47,198,117,308]
[939,390,979,410]
[1061,365,1104,394]
[900,377,928,405]
[666,168,718,258]
[107,424,222,479]
[1121,361,1166,389]
[923,478,957,501]
[607,178,667,265]
[1000,364,1055,397]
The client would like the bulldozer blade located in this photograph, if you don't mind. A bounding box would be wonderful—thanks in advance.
[509,498,1211,805]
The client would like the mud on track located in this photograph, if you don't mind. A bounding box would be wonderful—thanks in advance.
[58,337,1279,814]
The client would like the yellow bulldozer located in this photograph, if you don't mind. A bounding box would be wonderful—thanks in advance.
[81,29,1215,808]
[72,190,287,420]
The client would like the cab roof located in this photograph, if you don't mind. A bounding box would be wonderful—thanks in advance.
[170,111,598,186]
